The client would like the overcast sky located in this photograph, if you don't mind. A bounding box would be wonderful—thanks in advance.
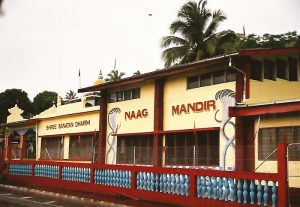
[0,0,299,100]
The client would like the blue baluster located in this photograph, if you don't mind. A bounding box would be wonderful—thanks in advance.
[163,174,167,193]
[250,180,255,204]
[180,175,185,195]
[202,176,206,198]
[218,177,223,200]
[264,180,269,206]
[151,173,155,191]
[224,178,229,201]
[175,174,180,195]
[230,178,236,202]
[212,177,217,200]
[159,174,163,192]
[243,179,248,204]
[185,175,189,196]
[237,179,242,203]
[272,181,277,207]
[167,174,171,193]
[207,176,212,199]
[136,172,140,189]
[155,174,159,192]
[197,177,201,197]
[170,174,175,194]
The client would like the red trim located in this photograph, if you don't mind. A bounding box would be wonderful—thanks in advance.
[229,101,300,117]
[40,131,98,138]
[239,47,300,56]
[113,127,220,137]
[98,90,107,164]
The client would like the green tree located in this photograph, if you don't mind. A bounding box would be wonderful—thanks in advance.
[32,91,57,115]
[0,89,32,123]
[133,70,141,76]
[161,0,237,67]
[65,90,77,100]
[105,70,125,82]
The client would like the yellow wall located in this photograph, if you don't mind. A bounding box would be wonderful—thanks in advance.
[164,74,236,169]
[254,115,300,187]
[38,112,99,136]
[106,81,155,164]
[248,79,300,105]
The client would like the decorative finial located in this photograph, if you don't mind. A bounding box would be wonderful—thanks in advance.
[98,70,103,79]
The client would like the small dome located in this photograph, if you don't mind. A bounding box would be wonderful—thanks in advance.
[93,79,106,85]
[93,69,106,85]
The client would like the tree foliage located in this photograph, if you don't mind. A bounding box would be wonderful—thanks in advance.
[105,70,125,82]
[243,31,300,49]
[161,0,237,67]
[0,89,32,123]
[65,90,77,100]
[32,91,57,115]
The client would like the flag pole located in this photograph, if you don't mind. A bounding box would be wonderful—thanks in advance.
[78,69,81,89]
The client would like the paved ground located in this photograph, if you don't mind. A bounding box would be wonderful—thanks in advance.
[0,184,177,207]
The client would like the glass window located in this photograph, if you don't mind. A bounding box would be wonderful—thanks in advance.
[263,60,275,80]
[40,137,63,160]
[69,134,95,160]
[226,69,236,82]
[187,76,199,89]
[24,130,36,159]
[250,59,263,81]
[165,130,219,166]
[200,73,211,87]
[276,59,288,80]
[117,91,124,102]
[124,90,132,100]
[132,88,140,99]
[212,71,225,84]
[108,93,116,103]
[289,58,298,81]
[117,135,153,165]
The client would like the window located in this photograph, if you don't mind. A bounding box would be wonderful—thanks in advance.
[187,70,236,90]
[276,59,288,80]
[108,93,117,103]
[263,60,276,80]
[124,90,132,100]
[165,130,219,166]
[40,137,63,159]
[23,129,36,159]
[289,58,298,81]
[116,135,153,165]
[187,76,199,89]
[117,91,124,102]
[69,134,96,160]
[250,59,263,81]
[200,73,212,87]
[226,69,236,82]
[9,131,21,159]
[132,88,140,99]
[258,126,300,160]
[213,71,225,85]
[108,88,140,103]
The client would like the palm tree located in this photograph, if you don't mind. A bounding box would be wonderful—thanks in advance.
[65,90,78,100]
[161,0,237,67]
[133,70,141,76]
[105,70,125,82]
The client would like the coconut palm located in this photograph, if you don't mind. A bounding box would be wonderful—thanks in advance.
[105,70,125,82]
[65,90,78,100]
[161,0,237,67]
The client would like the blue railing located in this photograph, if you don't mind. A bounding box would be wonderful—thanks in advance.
[196,176,277,206]
[94,169,131,188]
[62,167,90,183]
[9,164,32,176]
[34,164,59,179]
[137,172,189,196]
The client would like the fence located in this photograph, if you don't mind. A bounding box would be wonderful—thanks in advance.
[5,144,288,207]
